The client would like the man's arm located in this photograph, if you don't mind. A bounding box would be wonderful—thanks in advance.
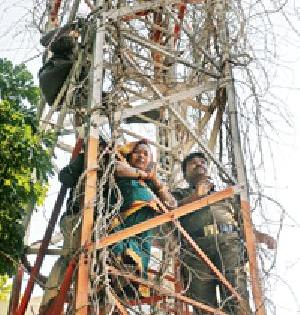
[254,230,277,249]
[175,181,214,206]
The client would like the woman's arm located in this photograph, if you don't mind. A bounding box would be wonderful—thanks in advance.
[157,184,178,209]
[115,161,177,208]
[148,169,177,209]
[115,160,148,178]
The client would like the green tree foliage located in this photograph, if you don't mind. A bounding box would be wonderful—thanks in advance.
[0,58,53,276]
[0,275,11,301]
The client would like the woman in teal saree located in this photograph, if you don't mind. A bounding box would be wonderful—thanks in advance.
[112,139,177,296]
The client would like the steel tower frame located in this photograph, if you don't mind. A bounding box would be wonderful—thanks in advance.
[10,1,267,314]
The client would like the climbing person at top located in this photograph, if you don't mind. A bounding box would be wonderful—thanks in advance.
[39,22,81,107]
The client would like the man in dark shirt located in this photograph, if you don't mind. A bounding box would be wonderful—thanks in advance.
[173,152,248,314]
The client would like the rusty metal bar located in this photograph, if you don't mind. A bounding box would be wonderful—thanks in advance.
[89,186,239,250]
[174,258,184,315]
[75,138,98,315]
[8,266,23,315]
[15,191,66,315]
[89,186,243,304]
[75,1,105,314]
[241,200,266,314]
[175,223,242,302]
[47,257,78,315]
[50,0,62,26]
[149,189,243,304]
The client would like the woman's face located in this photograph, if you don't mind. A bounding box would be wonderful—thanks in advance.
[130,143,152,171]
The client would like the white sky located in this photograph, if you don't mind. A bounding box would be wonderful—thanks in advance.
[1,1,300,314]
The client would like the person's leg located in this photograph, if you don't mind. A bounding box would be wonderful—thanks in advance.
[39,256,68,314]
[182,251,218,310]
[39,214,79,314]
[111,207,156,297]
[215,233,250,314]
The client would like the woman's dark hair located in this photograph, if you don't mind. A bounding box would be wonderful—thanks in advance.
[182,152,207,177]
[132,139,149,152]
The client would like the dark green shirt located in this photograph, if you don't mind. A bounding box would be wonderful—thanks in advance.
[172,187,236,238]
[173,187,211,237]
[59,153,84,215]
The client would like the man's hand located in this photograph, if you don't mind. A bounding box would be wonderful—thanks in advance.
[255,230,277,249]
[195,178,214,198]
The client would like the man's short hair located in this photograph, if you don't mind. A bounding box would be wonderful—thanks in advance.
[182,152,207,177]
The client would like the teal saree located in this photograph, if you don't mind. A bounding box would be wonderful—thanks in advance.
[111,178,159,296]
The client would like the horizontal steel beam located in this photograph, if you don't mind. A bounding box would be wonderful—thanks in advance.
[88,186,241,250]
[97,81,217,125]
[122,82,217,118]
[25,248,64,255]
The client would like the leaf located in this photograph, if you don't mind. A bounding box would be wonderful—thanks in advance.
[0,275,11,301]
[0,58,53,276]
[3,180,11,186]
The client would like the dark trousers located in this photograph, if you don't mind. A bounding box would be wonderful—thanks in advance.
[182,232,249,315]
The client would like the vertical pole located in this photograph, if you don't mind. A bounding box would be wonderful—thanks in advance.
[214,0,266,311]
[50,0,63,26]
[174,259,184,315]
[9,200,32,315]
[47,258,78,315]
[225,40,267,315]
[14,187,68,315]
[75,2,105,314]
[8,267,23,315]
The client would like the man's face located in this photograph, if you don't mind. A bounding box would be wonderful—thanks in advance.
[185,156,208,185]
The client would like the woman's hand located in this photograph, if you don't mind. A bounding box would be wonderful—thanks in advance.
[146,165,163,189]
[145,165,177,209]
[135,168,148,179]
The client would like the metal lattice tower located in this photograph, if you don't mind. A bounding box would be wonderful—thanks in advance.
[9,1,268,315]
